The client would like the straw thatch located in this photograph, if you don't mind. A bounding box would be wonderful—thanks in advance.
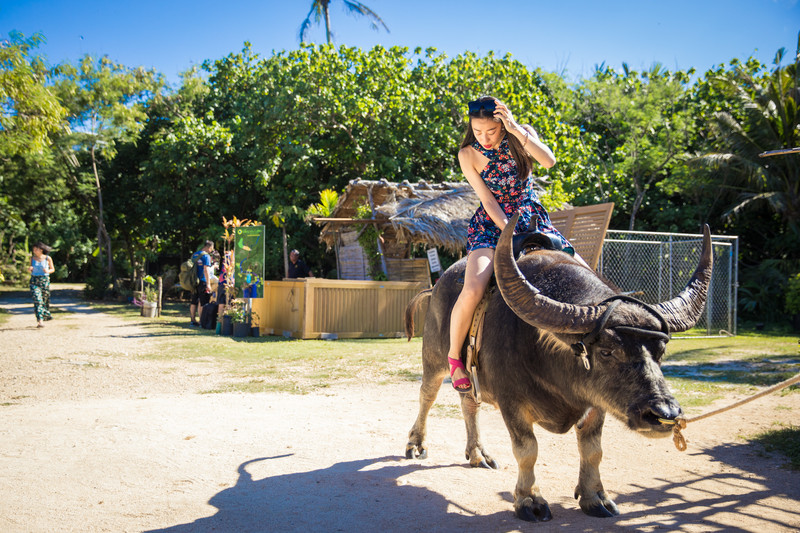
[317,177,551,256]
[376,185,477,254]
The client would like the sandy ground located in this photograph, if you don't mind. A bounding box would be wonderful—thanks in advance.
[0,284,799,533]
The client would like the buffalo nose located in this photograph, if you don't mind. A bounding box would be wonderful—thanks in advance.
[649,399,682,420]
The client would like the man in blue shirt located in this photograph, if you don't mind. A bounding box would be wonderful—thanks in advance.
[189,240,215,327]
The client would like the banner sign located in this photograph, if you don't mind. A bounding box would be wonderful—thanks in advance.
[234,225,265,298]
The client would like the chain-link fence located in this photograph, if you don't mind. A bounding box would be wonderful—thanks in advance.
[599,230,739,336]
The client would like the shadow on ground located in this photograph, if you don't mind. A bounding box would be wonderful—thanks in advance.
[146,455,539,532]
[145,442,800,532]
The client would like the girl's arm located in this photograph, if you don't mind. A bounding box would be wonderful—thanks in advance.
[518,124,556,168]
[492,100,556,168]
[46,256,55,275]
[458,147,509,231]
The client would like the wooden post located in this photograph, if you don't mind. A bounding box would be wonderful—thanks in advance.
[157,276,163,317]
[282,225,289,279]
[367,186,388,278]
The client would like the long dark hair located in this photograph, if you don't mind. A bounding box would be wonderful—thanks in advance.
[459,95,532,181]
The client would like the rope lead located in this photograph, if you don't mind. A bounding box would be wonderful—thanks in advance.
[663,371,800,452]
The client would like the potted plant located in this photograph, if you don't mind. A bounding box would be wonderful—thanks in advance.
[226,299,257,338]
[786,273,800,331]
[141,275,158,318]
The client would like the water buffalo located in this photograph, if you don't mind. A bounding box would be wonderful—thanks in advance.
[404,213,713,521]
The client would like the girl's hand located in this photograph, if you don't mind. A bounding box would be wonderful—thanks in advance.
[493,100,522,133]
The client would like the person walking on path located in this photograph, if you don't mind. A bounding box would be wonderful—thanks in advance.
[189,240,214,327]
[28,241,55,328]
[446,96,588,393]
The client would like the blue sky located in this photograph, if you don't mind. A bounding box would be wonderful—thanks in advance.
[2,0,798,86]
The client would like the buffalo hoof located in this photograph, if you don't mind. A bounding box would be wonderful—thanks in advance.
[466,450,499,469]
[475,457,498,469]
[405,443,427,460]
[515,496,552,522]
[578,490,620,517]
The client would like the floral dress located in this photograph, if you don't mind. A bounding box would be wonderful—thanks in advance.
[466,136,573,254]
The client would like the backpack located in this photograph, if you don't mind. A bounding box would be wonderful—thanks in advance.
[200,302,218,330]
[178,254,199,291]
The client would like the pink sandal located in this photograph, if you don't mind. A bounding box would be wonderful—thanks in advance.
[448,356,472,393]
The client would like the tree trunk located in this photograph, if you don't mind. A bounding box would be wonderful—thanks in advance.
[629,190,645,230]
[323,0,332,44]
[282,226,289,278]
[90,144,114,277]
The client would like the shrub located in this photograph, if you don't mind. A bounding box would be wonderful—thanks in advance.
[785,273,800,315]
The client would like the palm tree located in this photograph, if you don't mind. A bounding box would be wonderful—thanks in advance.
[692,41,799,320]
[693,45,799,235]
[299,0,389,44]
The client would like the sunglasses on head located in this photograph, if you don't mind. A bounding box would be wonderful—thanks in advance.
[468,99,496,115]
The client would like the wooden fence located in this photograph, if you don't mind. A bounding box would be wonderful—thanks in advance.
[252,278,429,339]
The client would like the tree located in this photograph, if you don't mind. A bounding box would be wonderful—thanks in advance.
[51,55,164,279]
[690,42,800,320]
[196,44,590,277]
[299,0,389,44]
[566,63,697,230]
[0,32,66,157]
[0,32,71,283]
[693,46,799,239]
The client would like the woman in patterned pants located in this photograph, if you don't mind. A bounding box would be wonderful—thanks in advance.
[28,242,55,328]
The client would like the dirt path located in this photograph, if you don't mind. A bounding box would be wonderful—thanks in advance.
[0,285,798,532]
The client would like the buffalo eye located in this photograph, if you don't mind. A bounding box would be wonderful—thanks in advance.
[599,350,613,358]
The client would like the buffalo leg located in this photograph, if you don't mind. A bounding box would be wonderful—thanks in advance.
[405,359,445,460]
[460,392,499,469]
[574,408,619,517]
[501,410,552,522]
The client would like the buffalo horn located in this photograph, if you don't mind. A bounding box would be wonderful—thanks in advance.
[494,213,608,333]
[655,224,714,332]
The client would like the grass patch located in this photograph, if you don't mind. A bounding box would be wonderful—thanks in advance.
[202,379,311,395]
[749,424,800,470]
[432,403,463,419]
[663,332,800,412]
[0,307,10,327]
[110,299,425,394]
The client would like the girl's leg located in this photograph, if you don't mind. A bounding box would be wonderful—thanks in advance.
[42,277,52,320]
[30,278,44,326]
[447,248,495,389]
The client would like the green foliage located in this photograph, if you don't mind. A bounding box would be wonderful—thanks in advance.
[785,273,800,315]
[562,63,697,230]
[51,54,166,278]
[0,32,67,156]
[306,189,340,218]
[83,264,113,300]
[738,260,790,321]
[750,425,800,470]
[142,275,157,303]
[354,201,386,280]
[225,299,259,324]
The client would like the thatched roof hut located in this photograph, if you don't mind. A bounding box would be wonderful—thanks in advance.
[314,177,552,281]
[317,178,481,256]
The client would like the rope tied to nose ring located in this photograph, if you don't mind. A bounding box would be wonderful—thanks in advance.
[659,371,800,451]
